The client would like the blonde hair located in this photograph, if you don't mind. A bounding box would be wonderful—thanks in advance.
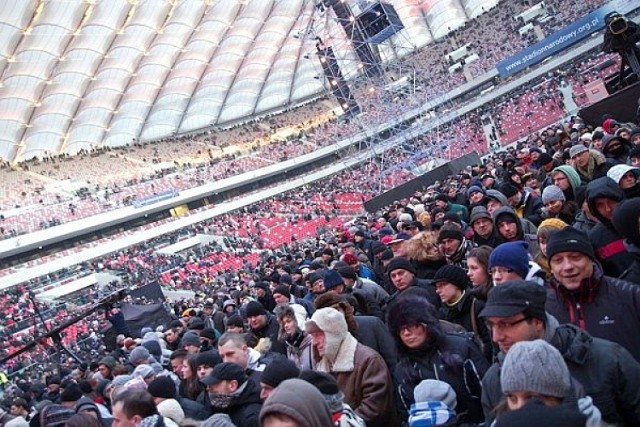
[405,231,444,262]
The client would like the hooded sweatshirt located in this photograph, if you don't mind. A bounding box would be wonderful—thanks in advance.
[551,165,581,201]
[586,177,633,277]
[260,378,333,427]
[492,207,539,256]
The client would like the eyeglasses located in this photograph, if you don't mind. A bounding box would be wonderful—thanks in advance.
[485,316,530,330]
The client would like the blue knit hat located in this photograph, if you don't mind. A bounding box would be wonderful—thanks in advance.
[323,269,344,290]
[489,241,530,279]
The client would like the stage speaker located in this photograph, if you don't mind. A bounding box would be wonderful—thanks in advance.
[583,79,609,104]
[357,2,404,44]
[579,80,640,127]
[604,68,639,94]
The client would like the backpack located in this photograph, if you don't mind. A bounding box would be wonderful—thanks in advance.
[439,316,484,358]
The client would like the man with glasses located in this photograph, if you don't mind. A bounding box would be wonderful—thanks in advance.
[479,280,640,425]
[550,165,581,202]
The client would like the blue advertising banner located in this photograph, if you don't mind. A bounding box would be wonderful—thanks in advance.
[495,0,635,78]
[132,189,179,208]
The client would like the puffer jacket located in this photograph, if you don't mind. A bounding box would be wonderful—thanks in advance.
[547,262,640,362]
[572,209,596,234]
[586,177,634,277]
[481,314,640,426]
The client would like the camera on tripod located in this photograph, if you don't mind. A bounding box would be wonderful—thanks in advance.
[602,11,640,87]
[604,12,640,51]
[608,13,631,36]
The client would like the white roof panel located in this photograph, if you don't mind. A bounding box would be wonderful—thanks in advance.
[0,0,499,161]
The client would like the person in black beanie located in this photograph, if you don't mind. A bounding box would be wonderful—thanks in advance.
[258,358,300,400]
[433,265,492,362]
[244,301,286,355]
[385,257,440,311]
[253,281,276,312]
[546,226,640,363]
[42,375,62,403]
[60,383,83,408]
[536,153,558,188]
[438,223,475,269]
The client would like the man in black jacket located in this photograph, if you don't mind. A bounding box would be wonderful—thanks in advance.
[479,280,640,425]
[499,182,544,226]
[612,197,640,284]
[545,226,640,362]
[469,206,501,248]
[202,363,263,427]
[385,257,440,310]
[244,301,286,355]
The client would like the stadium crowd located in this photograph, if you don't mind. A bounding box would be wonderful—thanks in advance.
[0,0,627,239]
[1,107,640,427]
[2,2,640,426]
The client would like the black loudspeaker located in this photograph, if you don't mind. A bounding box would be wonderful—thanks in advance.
[579,80,640,127]
[357,2,404,45]
[604,68,639,94]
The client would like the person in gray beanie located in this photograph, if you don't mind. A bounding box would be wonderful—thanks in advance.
[467,186,486,207]
[541,184,565,206]
[129,346,150,367]
[500,340,570,409]
[541,184,577,224]
[181,331,202,354]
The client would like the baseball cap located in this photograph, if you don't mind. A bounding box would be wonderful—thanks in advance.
[201,362,246,386]
[479,280,546,320]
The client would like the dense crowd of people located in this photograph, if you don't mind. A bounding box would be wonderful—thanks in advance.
[2,110,640,427]
[2,2,640,426]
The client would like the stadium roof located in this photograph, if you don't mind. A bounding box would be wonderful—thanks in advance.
[0,0,497,163]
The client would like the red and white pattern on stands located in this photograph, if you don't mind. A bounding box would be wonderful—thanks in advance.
[493,81,566,144]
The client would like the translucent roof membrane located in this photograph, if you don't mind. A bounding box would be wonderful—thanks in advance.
[0,0,491,162]
[423,0,468,39]
[460,0,500,19]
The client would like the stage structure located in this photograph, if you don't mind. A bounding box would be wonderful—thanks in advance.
[304,0,465,194]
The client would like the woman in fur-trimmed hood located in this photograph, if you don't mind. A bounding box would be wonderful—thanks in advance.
[304,308,395,427]
[387,296,489,425]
